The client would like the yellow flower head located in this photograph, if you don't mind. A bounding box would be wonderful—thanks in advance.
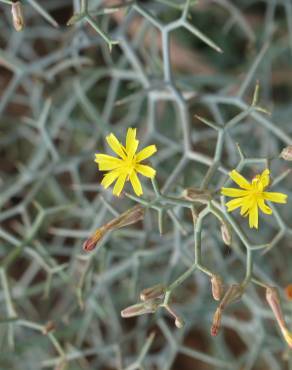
[95,128,157,197]
[221,169,287,229]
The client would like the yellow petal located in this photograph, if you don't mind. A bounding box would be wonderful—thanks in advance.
[98,161,123,171]
[136,145,157,162]
[229,170,251,190]
[113,173,127,196]
[95,153,118,163]
[125,128,139,160]
[221,188,249,198]
[130,171,143,196]
[249,204,258,229]
[95,154,123,171]
[282,328,292,348]
[257,198,272,215]
[263,192,288,204]
[259,168,270,188]
[101,170,121,189]
[225,197,246,212]
[126,128,137,151]
[136,164,156,178]
[106,133,126,159]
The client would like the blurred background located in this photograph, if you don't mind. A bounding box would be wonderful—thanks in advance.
[0,1,292,369]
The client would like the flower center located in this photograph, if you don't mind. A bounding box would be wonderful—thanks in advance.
[124,156,137,176]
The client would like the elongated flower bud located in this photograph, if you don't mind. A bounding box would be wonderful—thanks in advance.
[140,284,166,301]
[266,286,292,348]
[83,206,144,252]
[280,146,292,161]
[211,274,223,301]
[121,298,161,318]
[220,222,232,246]
[211,307,222,336]
[266,286,285,327]
[11,2,24,31]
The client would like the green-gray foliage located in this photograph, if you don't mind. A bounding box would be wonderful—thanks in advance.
[0,0,292,369]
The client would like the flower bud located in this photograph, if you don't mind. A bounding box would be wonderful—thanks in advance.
[182,188,212,203]
[83,206,144,252]
[211,307,222,336]
[140,284,166,301]
[280,146,292,161]
[83,227,107,252]
[211,274,223,301]
[265,286,285,328]
[11,2,24,31]
[220,222,232,246]
[265,286,292,348]
[121,298,161,318]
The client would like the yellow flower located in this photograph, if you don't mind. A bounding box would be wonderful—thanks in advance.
[221,169,287,229]
[95,128,157,196]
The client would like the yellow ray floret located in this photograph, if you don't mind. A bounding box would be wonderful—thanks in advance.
[221,169,287,229]
[95,128,157,196]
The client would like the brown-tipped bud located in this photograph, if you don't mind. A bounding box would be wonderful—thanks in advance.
[220,284,244,310]
[211,307,222,336]
[220,222,232,246]
[11,2,24,31]
[182,188,212,203]
[83,227,107,252]
[42,320,55,335]
[280,146,292,161]
[266,286,285,328]
[83,206,144,252]
[107,205,144,230]
[140,284,166,301]
[121,298,161,318]
[211,275,223,301]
